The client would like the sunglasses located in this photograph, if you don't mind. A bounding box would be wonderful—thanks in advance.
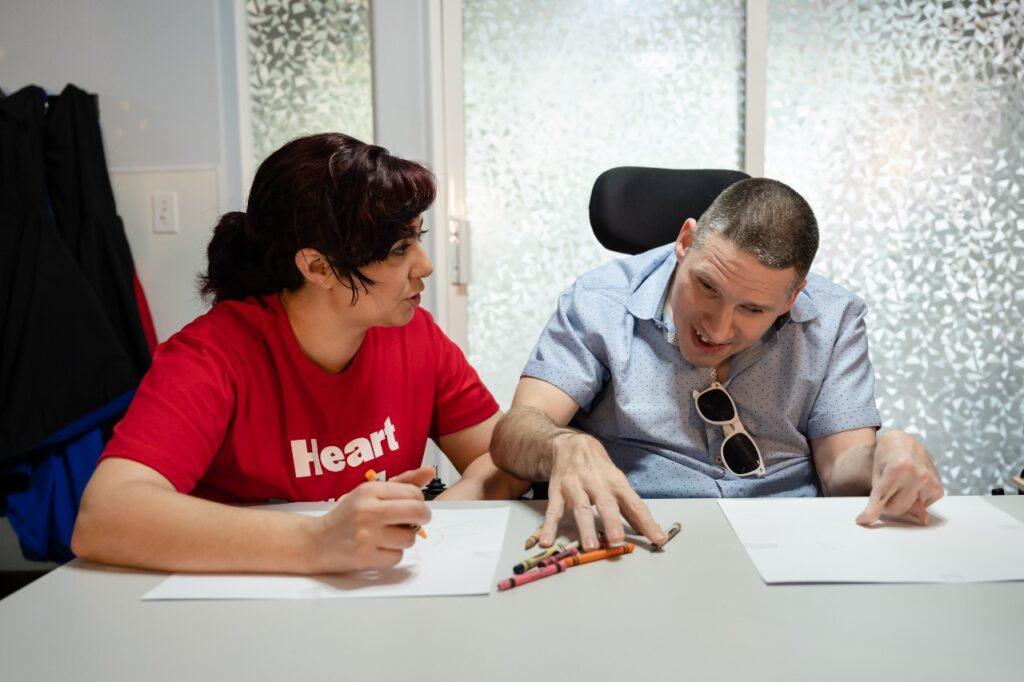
[691,382,766,477]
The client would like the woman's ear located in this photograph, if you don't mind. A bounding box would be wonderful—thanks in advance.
[294,248,333,289]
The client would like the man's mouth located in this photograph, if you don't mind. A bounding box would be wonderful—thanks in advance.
[691,325,728,353]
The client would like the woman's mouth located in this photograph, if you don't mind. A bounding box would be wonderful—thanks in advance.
[691,325,728,353]
[408,293,422,305]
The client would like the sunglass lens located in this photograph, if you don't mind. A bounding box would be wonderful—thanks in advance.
[723,433,761,475]
[697,388,735,422]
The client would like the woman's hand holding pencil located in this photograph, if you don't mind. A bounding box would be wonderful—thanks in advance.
[365,469,428,539]
[300,466,433,574]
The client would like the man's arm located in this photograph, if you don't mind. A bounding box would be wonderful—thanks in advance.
[491,378,667,550]
[812,427,944,525]
[489,378,579,479]
[435,411,531,500]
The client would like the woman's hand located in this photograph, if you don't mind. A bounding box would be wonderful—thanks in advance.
[305,466,434,573]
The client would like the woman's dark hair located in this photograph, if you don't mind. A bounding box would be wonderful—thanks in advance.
[200,133,436,303]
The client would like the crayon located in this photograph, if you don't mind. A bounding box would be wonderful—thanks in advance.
[558,543,634,568]
[497,543,635,592]
[364,469,427,539]
[653,522,682,551]
[498,562,567,590]
[537,545,580,568]
[524,525,543,550]
[513,542,566,574]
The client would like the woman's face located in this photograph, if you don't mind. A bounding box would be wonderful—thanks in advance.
[345,216,433,328]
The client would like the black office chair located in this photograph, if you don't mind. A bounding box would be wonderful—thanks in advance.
[589,167,750,254]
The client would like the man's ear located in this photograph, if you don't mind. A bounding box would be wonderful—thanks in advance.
[782,278,807,313]
[293,248,333,289]
[773,278,807,330]
[674,218,698,261]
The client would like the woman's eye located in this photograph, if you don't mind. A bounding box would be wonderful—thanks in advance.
[417,228,430,242]
[391,245,409,257]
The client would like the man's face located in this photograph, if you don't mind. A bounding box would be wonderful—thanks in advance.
[670,219,805,369]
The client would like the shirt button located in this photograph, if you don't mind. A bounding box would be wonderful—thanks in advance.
[715,455,724,465]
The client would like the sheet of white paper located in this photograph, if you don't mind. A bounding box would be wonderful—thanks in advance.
[718,496,1024,584]
[143,507,510,600]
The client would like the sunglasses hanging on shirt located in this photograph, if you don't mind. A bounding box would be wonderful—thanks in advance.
[692,382,766,477]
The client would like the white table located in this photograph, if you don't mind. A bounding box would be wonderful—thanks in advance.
[2,497,1022,681]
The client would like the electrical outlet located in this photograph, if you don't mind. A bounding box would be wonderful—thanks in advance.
[152,191,179,234]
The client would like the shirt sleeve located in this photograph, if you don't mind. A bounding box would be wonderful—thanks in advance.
[100,332,236,493]
[428,316,499,439]
[521,283,610,412]
[805,299,882,439]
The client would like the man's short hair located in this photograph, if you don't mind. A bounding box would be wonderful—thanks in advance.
[693,178,819,281]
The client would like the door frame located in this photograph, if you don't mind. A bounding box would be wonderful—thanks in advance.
[427,0,769,349]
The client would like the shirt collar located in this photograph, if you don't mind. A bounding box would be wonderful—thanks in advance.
[625,246,678,323]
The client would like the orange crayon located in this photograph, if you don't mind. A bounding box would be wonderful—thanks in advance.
[524,526,542,550]
[364,469,427,539]
[557,543,634,568]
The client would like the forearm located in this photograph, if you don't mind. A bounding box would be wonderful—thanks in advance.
[819,443,875,496]
[491,406,579,480]
[440,453,531,500]
[72,480,316,574]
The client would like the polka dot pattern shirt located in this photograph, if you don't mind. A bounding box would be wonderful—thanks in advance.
[522,245,882,498]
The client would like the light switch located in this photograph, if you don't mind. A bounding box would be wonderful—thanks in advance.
[152,191,179,234]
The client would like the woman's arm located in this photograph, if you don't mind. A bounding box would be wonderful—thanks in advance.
[435,412,532,500]
[72,458,434,574]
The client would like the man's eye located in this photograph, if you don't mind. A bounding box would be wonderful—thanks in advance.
[699,279,716,292]
[745,307,765,315]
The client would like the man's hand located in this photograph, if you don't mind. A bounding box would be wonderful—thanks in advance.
[306,466,434,573]
[856,431,944,526]
[541,432,667,550]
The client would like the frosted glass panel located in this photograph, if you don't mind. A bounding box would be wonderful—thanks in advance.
[464,0,746,408]
[246,0,373,166]
[765,1,1024,493]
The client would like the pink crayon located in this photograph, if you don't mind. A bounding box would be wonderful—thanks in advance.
[537,546,580,568]
[497,562,567,590]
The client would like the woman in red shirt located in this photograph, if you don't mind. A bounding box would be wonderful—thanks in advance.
[72,133,527,574]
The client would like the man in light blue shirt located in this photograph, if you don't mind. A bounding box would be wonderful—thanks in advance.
[491,178,944,551]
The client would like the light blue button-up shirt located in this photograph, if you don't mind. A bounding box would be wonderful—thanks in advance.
[522,244,882,498]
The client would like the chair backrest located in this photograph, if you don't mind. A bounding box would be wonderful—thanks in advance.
[589,167,750,254]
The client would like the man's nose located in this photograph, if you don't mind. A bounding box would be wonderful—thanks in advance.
[704,304,733,341]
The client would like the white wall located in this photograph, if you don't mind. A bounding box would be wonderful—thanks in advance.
[1,0,227,170]
[0,0,243,567]
[0,0,245,341]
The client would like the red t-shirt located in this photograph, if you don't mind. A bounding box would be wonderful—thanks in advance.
[101,295,498,503]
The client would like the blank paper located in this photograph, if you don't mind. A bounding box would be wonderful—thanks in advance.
[143,506,511,600]
[718,496,1024,584]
